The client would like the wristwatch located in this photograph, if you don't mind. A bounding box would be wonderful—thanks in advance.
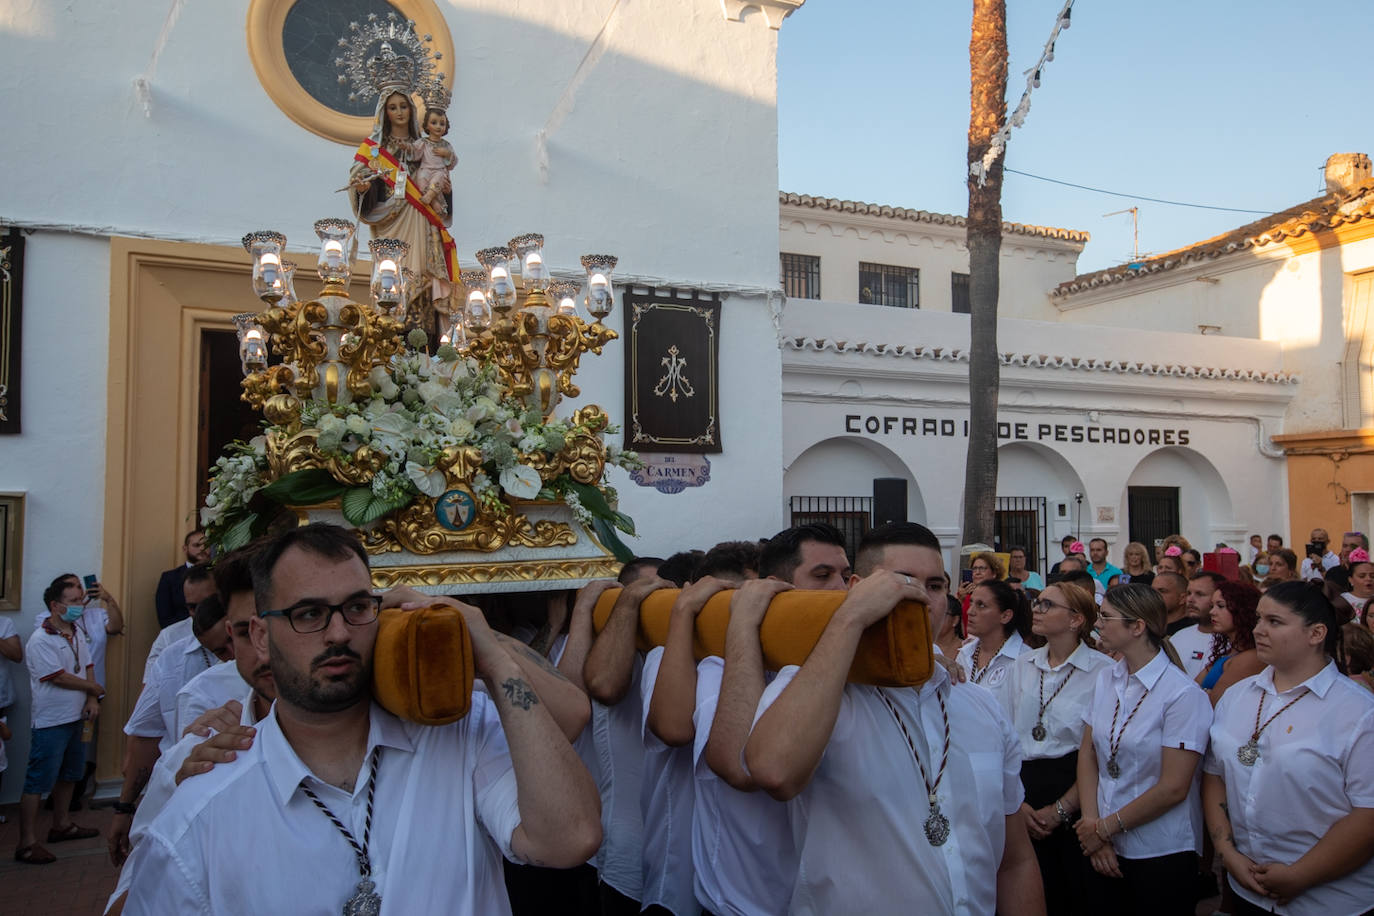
[112,801,137,816]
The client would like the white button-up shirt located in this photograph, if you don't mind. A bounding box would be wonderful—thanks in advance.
[957,631,1029,709]
[123,634,216,752]
[692,656,794,916]
[638,646,700,916]
[1084,651,1213,858]
[143,617,192,681]
[124,698,522,915]
[1204,662,1374,916]
[590,656,645,900]
[173,660,244,739]
[108,680,265,915]
[1003,642,1113,760]
[754,665,1023,916]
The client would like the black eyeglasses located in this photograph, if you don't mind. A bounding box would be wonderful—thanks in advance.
[259,595,381,633]
[1031,597,1070,613]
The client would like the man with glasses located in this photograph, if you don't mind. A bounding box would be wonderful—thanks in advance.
[124,523,602,914]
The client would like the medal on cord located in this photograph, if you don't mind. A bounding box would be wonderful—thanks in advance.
[1236,688,1309,766]
[1032,666,1074,742]
[878,688,951,846]
[301,748,383,915]
[1104,687,1150,779]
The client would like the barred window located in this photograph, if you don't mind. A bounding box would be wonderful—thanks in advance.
[781,253,821,299]
[858,262,919,308]
[952,272,970,314]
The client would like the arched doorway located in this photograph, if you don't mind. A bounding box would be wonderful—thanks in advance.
[997,441,1089,574]
[1125,447,1235,553]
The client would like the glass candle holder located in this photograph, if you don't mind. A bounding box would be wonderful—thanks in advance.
[242,231,287,304]
[315,218,358,283]
[580,254,618,321]
[460,269,491,333]
[547,280,580,317]
[509,233,549,291]
[368,238,410,310]
[476,246,517,313]
[233,312,269,375]
[278,259,300,310]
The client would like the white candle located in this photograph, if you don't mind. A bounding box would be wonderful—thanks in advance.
[491,266,510,281]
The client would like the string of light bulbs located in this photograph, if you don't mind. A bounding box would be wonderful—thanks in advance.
[970,0,1074,187]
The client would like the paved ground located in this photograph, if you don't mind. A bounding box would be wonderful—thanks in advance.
[1,800,120,915]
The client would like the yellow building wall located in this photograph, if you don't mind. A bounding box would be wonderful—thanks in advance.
[1275,429,1374,546]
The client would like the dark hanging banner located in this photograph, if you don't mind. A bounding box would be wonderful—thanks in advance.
[0,229,23,435]
[624,291,721,453]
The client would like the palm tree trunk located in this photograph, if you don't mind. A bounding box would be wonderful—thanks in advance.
[962,0,1008,548]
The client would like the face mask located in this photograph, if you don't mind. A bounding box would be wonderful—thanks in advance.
[1254,564,1269,576]
[61,604,85,623]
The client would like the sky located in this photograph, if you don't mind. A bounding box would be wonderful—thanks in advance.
[777,1,1374,273]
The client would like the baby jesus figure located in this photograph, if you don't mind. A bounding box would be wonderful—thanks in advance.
[411,108,456,217]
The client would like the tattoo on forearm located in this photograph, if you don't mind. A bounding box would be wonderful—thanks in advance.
[501,677,540,711]
[501,636,571,683]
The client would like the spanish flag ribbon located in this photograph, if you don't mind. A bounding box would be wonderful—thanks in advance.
[353,139,459,282]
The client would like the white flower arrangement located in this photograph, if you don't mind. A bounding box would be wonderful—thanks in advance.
[202,344,641,551]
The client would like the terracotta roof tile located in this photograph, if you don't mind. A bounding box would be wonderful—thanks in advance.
[780,192,1089,243]
[1053,179,1374,298]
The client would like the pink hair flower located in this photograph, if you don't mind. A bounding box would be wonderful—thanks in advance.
[1164,545,1183,557]
[1069,541,1086,555]
[1350,548,1370,564]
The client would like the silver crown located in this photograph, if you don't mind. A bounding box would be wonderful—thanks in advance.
[421,81,452,115]
[335,11,445,104]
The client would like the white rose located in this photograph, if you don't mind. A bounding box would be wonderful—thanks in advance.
[369,366,391,390]
[499,464,542,500]
[417,380,447,404]
[346,415,370,436]
[448,417,474,440]
[249,435,268,457]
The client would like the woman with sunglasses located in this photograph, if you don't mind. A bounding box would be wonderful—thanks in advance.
[956,578,1031,705]
[1202,581,1374,915]
[1075,583,1213,915]
[1004,581,1112,915]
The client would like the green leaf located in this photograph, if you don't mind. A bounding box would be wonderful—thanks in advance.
[567,480,614,519]
[221,513,259,552]
[611,510,636,537]
[259,468,345,506]
[591,516,636,564]
[339,486,410,526]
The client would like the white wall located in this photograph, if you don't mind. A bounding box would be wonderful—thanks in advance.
[779,202,1085,319]
[0,233,112,797]
[1053,234,1374,435]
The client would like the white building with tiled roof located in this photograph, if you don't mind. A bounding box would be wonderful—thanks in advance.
[776,189,1296,572]
[1046,153,1374,547]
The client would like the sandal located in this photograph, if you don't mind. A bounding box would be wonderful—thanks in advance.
[47,823,99,843]
[14,844,57,864]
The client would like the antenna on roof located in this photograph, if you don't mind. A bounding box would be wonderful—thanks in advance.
[1104,206,1140,261]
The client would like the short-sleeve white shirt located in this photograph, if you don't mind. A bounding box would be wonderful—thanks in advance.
[1203,663,1374,916]
[26,619,93,728]
[691,656,794,916]
[124,634,217,751]
[590,656,645,900]
[174,660,244,739]
[1003,642,1113,760]
[1169,624,1213,681]
[124,698,522,916]
[0,615,19,708]
[1084,651,1213,858]
[76,606,112,692]
[143,618,192,682]
[638,647,700,915]
[754,665,1023,915]
[957,631,1029,708]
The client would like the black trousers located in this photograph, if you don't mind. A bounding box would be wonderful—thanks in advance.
[1082,850,1198,916]
[1021,752,1093,916]
[503,860,600,915]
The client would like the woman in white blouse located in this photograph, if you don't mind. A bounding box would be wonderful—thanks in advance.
[1005,580,1112,915]
[1202,581,1374,916]
[1075,583,1214,915]
[956,578,1032,706]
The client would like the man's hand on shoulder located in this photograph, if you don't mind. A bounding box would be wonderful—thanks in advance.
[182,700,244,739]
[175,724,257,785]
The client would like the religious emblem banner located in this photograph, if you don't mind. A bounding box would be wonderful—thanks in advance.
[624,291,721,453]
[0,229,23,435]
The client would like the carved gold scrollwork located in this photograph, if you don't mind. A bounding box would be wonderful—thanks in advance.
[358,495,578,556]
[368,556,622,590]
[264,428,386,484]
